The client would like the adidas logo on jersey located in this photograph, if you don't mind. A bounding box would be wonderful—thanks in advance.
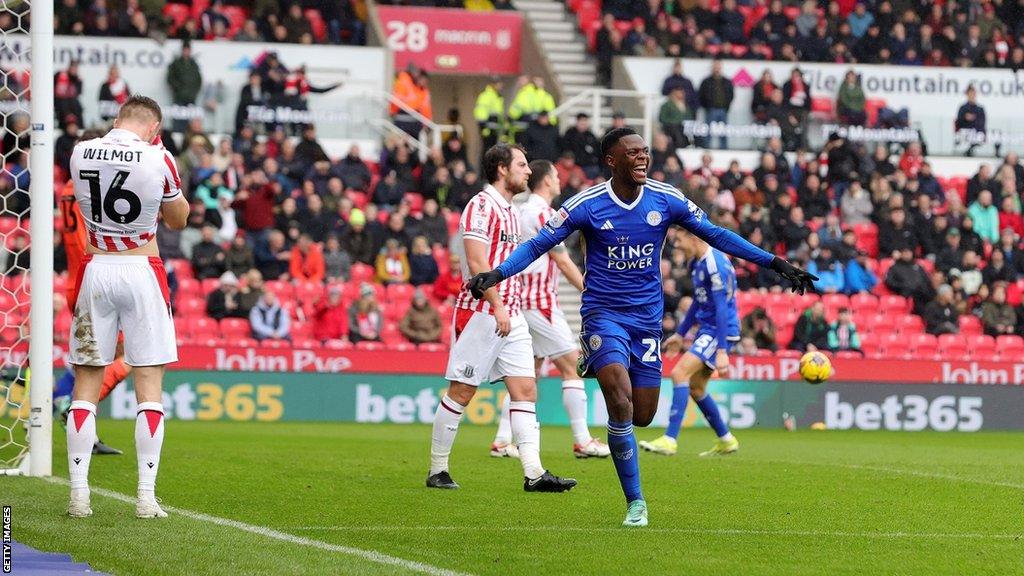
[600,220,614,230]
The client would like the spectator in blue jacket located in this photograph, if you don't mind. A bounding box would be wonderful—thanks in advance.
[808,245,845,293]
[844,249,878,294]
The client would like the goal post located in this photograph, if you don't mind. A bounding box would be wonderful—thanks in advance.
[0,0,53,476]
[28,0,54,477]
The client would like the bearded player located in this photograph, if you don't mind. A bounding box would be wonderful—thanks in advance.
[468,128,816,526]
[426,144,576,493]
[641,230,741,457]
[490,159,609,459]
[66,95,189,518]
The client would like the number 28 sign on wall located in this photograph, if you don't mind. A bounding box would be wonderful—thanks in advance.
[376,6,523,75]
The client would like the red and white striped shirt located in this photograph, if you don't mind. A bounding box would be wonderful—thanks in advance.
[70,128,182,252]
[519,193,561,311]
[455,185,523,316]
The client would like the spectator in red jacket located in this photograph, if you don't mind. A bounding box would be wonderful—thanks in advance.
[998,197,1024,238]
[432,252,463,304]
[289,233,325,283]
[313,285,347,342]
[232,170,278,234]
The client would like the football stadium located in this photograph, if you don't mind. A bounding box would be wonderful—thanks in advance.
[2,0,1024,574]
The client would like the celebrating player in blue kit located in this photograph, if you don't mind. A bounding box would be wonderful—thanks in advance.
[467,128,816,527]
[641,231,741,458]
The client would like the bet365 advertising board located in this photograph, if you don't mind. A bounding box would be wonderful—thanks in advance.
[92,372,1024,432]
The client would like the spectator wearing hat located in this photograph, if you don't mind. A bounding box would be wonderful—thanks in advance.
[936,227,965,273]
[559,113,601,179]
[661,59,699,109]
[982,284,1017,337]
[843,249,878,294]
[313,285,348,342]
[250,290,290,341]
[206,271,248,320]
[224,232,255,278]
[827,308,862,353]
[400,288,442,344]
[878,208,917,258]
[924,284,959,335]
[809,245,845,293]
[836,69,867,126]
[348,283,383,344]
[341,208,377,265]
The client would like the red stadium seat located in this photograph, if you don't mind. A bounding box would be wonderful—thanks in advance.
[810,97,835,120]
[865,98,887,127]
[386,342,418,352]
[350,263,375,284]
[403,192,424,215]
[189,317,218,336]
[419,342,446,352]
[292,338,321,350]
[938,338,968,359]
[355,341,385,351]
[966,335,996,355]
[261,338,290,349]
[175,297,206,318]
[290,322,313,340]
[220,5,248,36]
[170,258,193,280]
[295,281,324,304]
[176,278,201,298]
[821,294,849,309]
[996,335,1024,355]
[958,315,982,335]
[850,292,878,312]
[304,8,327,42]
[162,2,191,33]
[219,318,251,339]
[234,337,258,348]
[385,300,412,322]
[885,342,911,359]
[201,278,221,295]
[387,283,415,303]
[774,349,803,359]
[192,336,226,347]
[324,339,352,349]
[264,280,295,302]
[879,295,910,314]
[867,313,896,336]
[895,315,924,335]
[736,291,765,310]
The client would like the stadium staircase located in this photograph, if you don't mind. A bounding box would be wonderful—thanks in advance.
[513,0,612,119]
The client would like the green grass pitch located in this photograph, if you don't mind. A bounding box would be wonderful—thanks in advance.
[4,420,1023,575]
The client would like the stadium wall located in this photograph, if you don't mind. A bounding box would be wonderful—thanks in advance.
[0,35,388,143]
[85,372,1024,432]
[620,56,1024,155]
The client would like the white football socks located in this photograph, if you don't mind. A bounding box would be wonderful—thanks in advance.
[67,400,96,493]
[135,401,165,496]
[494,394,512,445]
[510,401,544,480]
[430,394,465,475]
[561,379,591,445]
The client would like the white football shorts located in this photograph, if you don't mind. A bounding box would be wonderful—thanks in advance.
[69,254,178,367]
[523,308,578,359]
[445,309,534,386]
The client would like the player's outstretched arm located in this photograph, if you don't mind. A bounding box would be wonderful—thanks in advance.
[673,197,818,294]
[469,210,576,299]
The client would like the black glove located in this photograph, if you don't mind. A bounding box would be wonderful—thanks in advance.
[770,257,819,295]
[466,269,505,300]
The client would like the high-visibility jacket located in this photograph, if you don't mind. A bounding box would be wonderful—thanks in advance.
[508,83,557,124]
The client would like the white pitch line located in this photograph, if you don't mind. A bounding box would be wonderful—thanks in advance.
[40,476,472,576]
[764,459,1024,491]
[285,526,1023,540]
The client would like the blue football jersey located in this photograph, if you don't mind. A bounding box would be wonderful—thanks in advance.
[496,179,774,325]
[677,247,740,343]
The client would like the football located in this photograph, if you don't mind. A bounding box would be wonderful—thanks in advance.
[799,351,832,384]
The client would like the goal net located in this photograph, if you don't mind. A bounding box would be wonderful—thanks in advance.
[0,0,53,476]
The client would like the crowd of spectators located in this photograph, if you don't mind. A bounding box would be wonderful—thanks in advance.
[591,0,1024,76]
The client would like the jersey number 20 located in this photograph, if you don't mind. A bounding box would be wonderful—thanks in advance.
[78,170,142,224]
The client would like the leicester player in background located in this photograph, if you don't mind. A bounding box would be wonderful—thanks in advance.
[467,128,816,527]
[641,230,741,457]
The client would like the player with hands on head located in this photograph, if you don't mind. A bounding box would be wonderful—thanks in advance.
[467,128,814,527]
[66,95,190,519]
